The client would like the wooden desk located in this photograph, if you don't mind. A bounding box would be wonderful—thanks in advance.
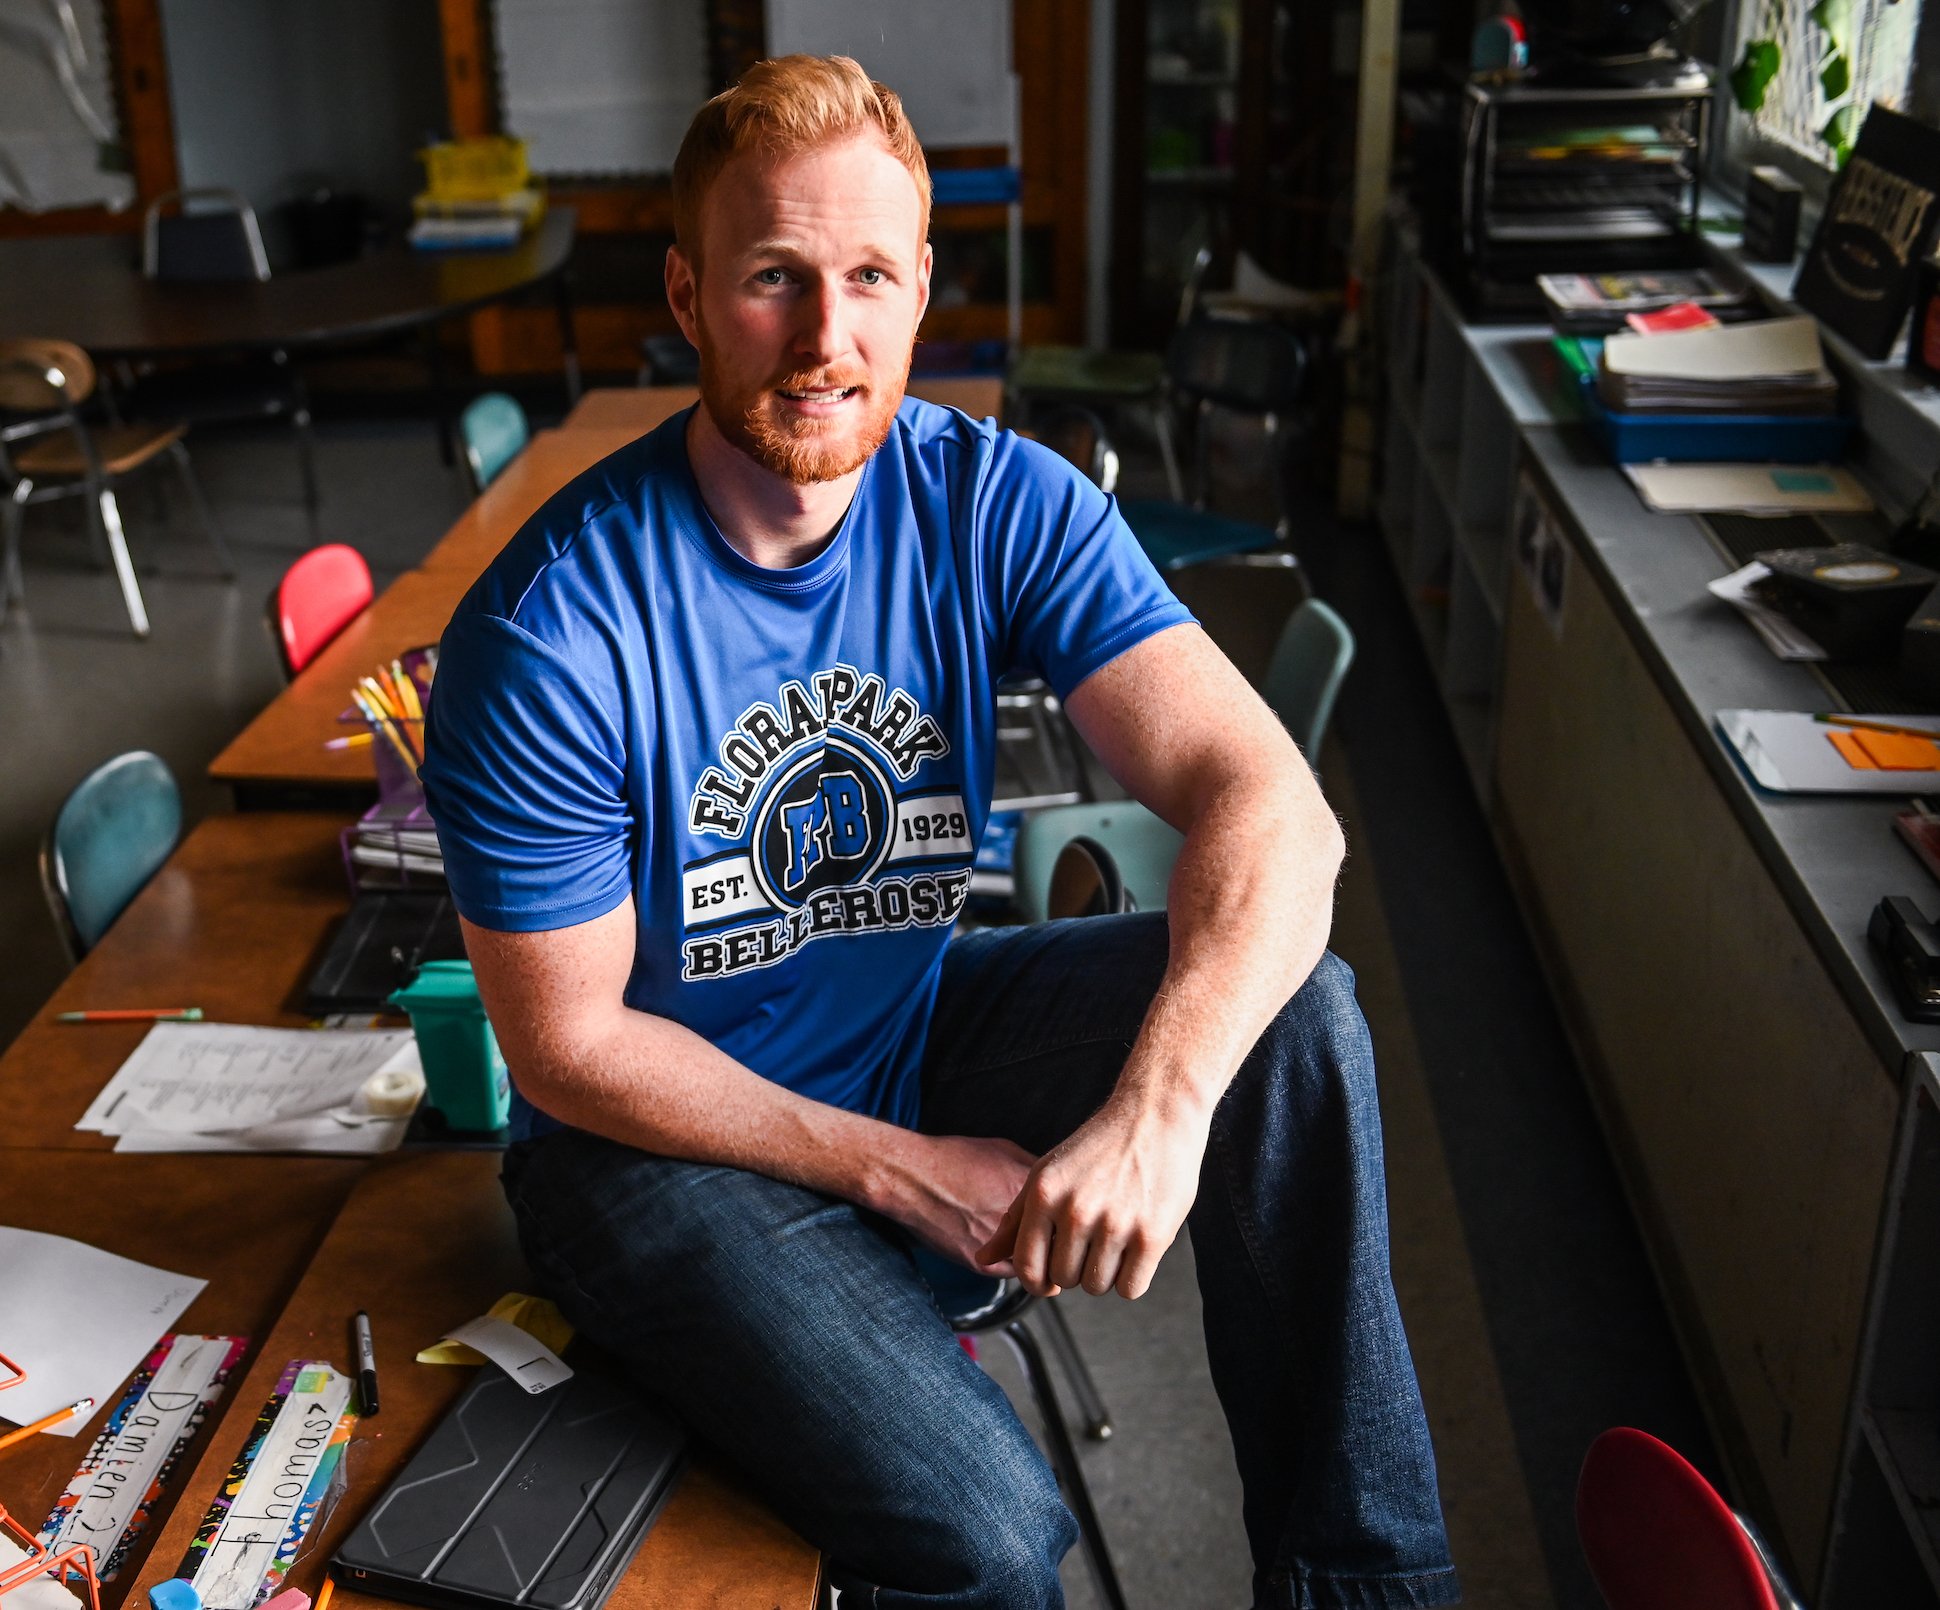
[0,813,356,1150]
[0,1152,362,1603]
[562,376,1005,433]
[127,1152,820,1610]
[209,570,468,807]
[419,428,640,576]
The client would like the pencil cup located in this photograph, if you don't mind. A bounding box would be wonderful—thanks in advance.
[389,960,510,1132]
[369,715,426,806]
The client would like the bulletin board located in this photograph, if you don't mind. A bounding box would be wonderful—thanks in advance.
[0,0,134,212]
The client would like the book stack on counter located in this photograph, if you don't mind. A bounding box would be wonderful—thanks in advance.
[1595,315,1839,415]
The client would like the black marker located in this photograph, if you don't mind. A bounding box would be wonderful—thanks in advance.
[353,1310,379,1414]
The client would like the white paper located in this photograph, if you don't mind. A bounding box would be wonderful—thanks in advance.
[1706,563,1829,660]
[44,1334,234,1567]
[443,1316,573,1394]
[1603,315,1826,381]
[1623,462,1874,515]
[0,1534,83,1610]
[189,1367,353,1610]
[77,1026,417,1153]
[0,1229,203,1435]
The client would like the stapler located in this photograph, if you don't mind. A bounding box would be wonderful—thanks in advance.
[1868,895,1940,1022]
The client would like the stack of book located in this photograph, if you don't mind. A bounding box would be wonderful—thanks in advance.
[1595,315,1838,414]
[347,794,445,887]
[408,189,544,252]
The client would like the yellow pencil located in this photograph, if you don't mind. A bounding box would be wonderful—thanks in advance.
[0,1397,94,1451]
[359,675,401,721]
[391,660,424,722]
[353,691,418,771]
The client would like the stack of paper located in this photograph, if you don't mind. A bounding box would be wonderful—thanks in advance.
[1597,315,1839,414]
[76,1024,423,1154]
[348,794,444,883]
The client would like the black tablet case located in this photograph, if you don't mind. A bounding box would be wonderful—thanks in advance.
[332,1365,685,1610]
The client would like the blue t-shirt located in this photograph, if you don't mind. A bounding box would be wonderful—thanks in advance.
[419,397,1193,1140]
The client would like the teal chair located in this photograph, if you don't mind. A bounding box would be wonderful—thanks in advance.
[460,392,530,492]
[1013,599,1354,922]
[40,751,182,963]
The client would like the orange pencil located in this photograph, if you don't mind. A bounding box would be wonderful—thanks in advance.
[315,1577,336,1610]
[0,1397,94,1451]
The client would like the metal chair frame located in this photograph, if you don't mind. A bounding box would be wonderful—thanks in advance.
[948,1281,1127,1610]
[138,188,319,513]
[0,348,230,639]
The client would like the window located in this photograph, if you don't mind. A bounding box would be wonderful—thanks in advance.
[1726,0,1927,181]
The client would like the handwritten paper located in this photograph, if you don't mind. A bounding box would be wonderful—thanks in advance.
[75,1025,418,1155]
[38,1335,245,1579]
[0,1229,204,1435]
[184,1363,354,1610]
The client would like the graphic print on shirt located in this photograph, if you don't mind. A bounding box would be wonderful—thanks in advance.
[681,664,973,980]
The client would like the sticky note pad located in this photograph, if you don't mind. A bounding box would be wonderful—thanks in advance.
[1828,730,1878,769]
[1854,729,1940,770]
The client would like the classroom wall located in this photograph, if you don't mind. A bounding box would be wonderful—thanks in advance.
[157,0,446,254]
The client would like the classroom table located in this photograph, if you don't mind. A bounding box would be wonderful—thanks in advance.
[560,375,1006,433]
[0,1152,363,1597]
[0,813,357,1150]
[125,1151,821,1610]
[208,569,470,808]
[417,428,640,575]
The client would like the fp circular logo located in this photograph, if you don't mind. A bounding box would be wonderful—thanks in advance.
[749,735,895,910]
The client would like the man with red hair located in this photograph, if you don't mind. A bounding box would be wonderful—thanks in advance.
[423,53,1455,1610]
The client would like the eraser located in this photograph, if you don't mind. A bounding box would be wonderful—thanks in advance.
[148,1581,200,1610]
[260,1589,312,1610]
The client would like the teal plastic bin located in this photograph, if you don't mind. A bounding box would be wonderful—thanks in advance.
[388,960,510,1132]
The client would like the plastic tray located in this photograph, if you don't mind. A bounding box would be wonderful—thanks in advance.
[1577,371,1854,464]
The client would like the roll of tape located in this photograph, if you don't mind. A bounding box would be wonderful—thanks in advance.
[362,1064,426,1117]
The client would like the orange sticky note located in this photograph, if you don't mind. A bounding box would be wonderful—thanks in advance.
[1854,728,1940,770]
[1829,730,1879,769]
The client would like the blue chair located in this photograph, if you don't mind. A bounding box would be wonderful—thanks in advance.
[912,1250,1127,1610]
[1012,599,1354,922]
[460,392,530,493]
[40,752,182,963]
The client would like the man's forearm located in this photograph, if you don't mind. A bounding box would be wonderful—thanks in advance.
[515,1008,918,1209]
[1116,758,1344,1126]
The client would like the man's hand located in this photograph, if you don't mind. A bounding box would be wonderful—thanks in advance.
[874,1133,1038,1274]
[976,1096,1208,1300]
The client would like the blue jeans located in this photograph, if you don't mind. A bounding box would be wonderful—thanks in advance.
[500,913,1457,1609]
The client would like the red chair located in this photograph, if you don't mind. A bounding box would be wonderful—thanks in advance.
[269,543,373,679]
[1577,1427,1802,1609]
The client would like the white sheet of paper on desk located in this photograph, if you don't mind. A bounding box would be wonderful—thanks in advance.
[189,1366,353,1610]
[0,1228,204,1435]
[76,1025,416,1151]
[1624,462,1873,515]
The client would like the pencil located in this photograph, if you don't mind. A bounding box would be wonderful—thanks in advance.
[392,659,423,722]
[1814,714,1940,741]
[352,691,418,771]
[325,733,375,751]
[0,1397,94,1450]
[314,1577,336,1610]
[57,1008,203,1024]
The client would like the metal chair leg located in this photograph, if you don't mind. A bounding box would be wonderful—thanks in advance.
[1034,1298,1113,1441]
[1152,400,1185,504]
[167,441,235,579]
[2,482,28,612]
[93,489,151,637]
[1001,1319,1128,1610]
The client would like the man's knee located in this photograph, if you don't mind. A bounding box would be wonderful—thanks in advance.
[1226,950,1378,1131]
[833,1449,1076,1608]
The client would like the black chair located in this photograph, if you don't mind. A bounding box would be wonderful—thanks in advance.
[124,189,320,512]
[916,1251,1127,1610]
